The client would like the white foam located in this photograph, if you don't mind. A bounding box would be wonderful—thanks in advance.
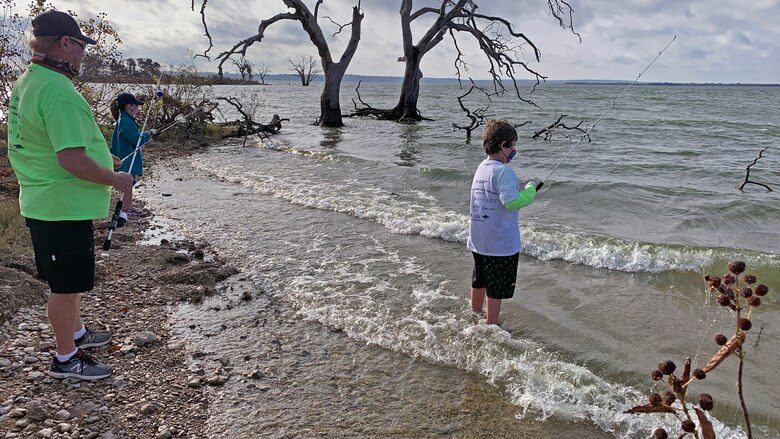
[191,158,780,275]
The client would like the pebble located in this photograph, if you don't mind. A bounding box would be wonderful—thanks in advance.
[134,332,158,347]
[27,371,45,382]
[54,409,71,421]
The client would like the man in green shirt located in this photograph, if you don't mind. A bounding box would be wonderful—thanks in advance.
[7,10,134,380]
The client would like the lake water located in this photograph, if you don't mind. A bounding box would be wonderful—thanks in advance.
[138,81,779,438]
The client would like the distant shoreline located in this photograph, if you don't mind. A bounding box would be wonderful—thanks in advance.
[562,81,780,87]
[201,72,780,87]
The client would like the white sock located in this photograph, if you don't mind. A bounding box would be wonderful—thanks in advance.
[56,349,78,363]
[74,325,86,340]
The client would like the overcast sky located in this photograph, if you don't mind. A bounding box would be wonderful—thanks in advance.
[18,0,780,83]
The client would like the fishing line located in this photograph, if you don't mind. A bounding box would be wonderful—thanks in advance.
[117,106,204,163]
[536,36,677,191]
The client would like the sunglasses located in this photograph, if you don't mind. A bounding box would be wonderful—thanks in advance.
[57,36,86,50]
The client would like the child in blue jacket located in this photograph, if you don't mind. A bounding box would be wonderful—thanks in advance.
[109,93,157,220]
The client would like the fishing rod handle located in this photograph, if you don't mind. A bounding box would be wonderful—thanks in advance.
[536,181,544,191]
[102,194,124,250]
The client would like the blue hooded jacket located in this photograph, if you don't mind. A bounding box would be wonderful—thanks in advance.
[110,110,150,176]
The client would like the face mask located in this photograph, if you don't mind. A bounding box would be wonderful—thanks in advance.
[31,51,79,79]
[505,149,516,163]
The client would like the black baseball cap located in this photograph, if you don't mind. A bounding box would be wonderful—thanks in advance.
[31,10,97,45]
[116,93,144,107]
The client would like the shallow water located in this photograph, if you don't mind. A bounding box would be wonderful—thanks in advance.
[139,82,779,438]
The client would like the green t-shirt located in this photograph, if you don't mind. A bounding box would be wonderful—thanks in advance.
[7,64,113,221]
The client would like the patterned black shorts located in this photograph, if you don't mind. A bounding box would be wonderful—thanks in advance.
[25,218,95,294]
[471,251,519,299]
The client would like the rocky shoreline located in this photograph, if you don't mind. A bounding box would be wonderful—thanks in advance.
[0,138,245,438]
[0,207,242,438]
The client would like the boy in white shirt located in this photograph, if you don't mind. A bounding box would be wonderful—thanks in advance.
[467,119,537,325]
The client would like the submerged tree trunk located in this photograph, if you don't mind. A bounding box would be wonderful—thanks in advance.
[389,49,423,120]
[320,63,347,127]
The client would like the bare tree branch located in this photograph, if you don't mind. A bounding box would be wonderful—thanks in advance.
[193,0,213,60]
[532,114,590,141]
[452,82,495,139]
[547,0,582,42]
[322,15,350,37]
[737,146,772,191]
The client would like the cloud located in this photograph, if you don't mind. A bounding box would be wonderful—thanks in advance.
[16,0,780,83]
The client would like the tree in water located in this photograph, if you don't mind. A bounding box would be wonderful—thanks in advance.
[352,0,579,121]
[195,0,364,127]
[288,55,321,86]
[255,64,272,85]
[231,55,254,82]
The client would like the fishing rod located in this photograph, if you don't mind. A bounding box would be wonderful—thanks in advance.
[103,79,165,251]
[535,36,677,191]
[117,106,205,163]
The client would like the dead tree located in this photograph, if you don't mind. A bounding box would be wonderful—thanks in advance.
[288,55,321,86]
[737,147,772,191]
[348,0,579,122]
[532,114,590,141]
[255,64,272,85]
[194,0,364,128]
[231,55,254,82]
[217,97,289,141]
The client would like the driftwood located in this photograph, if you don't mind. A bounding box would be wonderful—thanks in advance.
[532,114,590,141]
[217,97,288,140]
[737,146,772,191]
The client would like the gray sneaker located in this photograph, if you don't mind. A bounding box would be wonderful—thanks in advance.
[74,327,112,349]
[49,350,113,381]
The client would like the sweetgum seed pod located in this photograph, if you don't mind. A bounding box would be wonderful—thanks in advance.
[714,334,728,345]
[755,284,769,296]
[741,287,753,298]
[653,428,669,439]
[707,276,721,288]
[693,368,706,380]
[723,273,736,285]
[658,360,676,375]
[661,391,676,405]
[738,318,752,331]
[717,294,731,307]
[699,393,714,411]
[728,260,746,275]
[649,393,662,407]
[725,288,736,300]
[747,296,761,307]
[681,419,696,433]
[651,369,664,381]
[743,274,757,284]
